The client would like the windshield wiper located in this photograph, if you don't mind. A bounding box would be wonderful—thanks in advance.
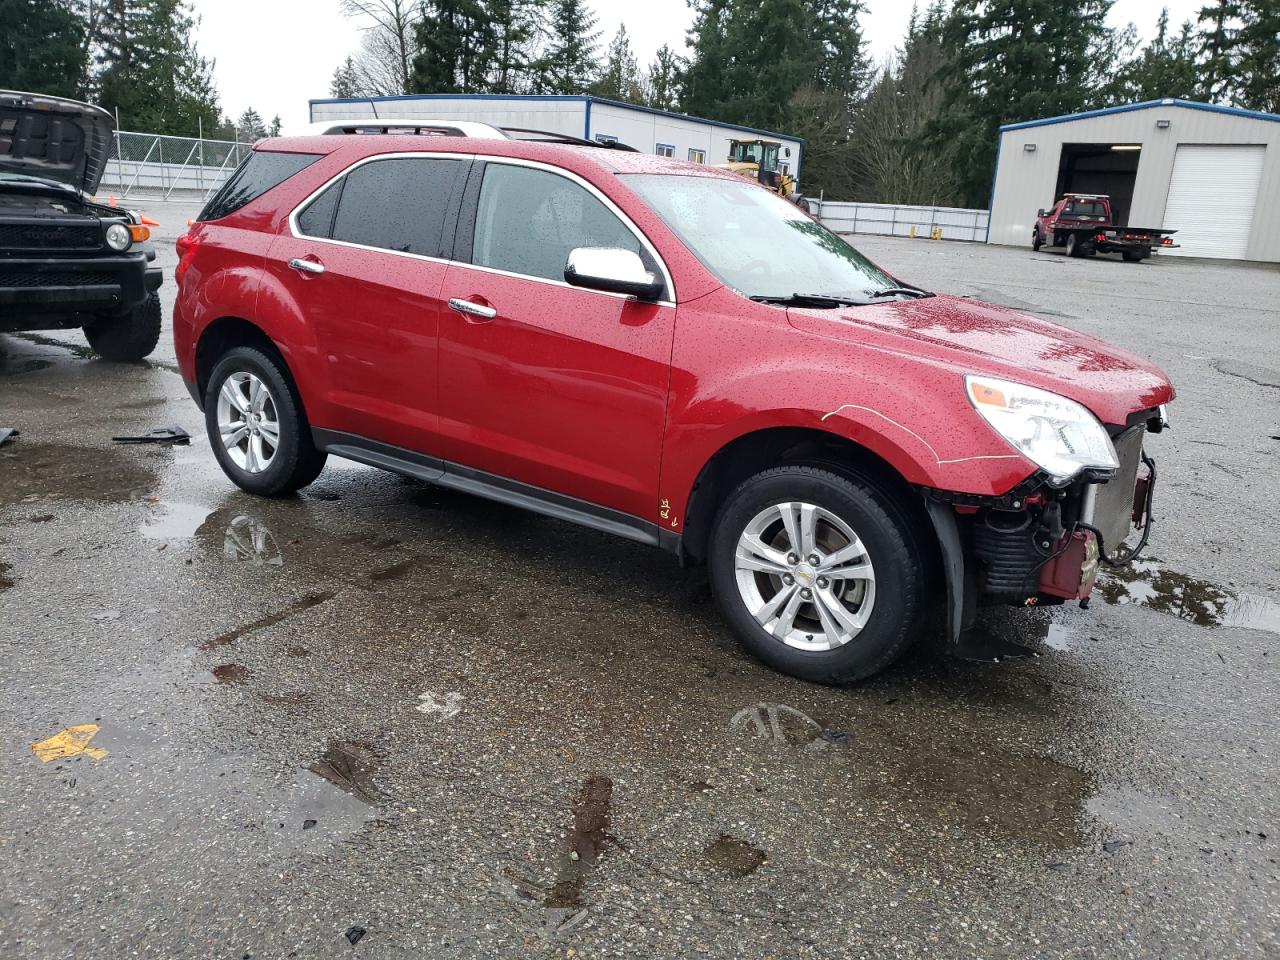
[749,292,873,308]
[866,286,933,299]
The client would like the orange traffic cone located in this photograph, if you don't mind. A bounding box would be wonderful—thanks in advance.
[109,194,117,207]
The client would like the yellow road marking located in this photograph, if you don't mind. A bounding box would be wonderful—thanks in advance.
[31,724,108,762]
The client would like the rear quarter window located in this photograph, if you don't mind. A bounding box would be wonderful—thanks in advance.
[198,150,322,222]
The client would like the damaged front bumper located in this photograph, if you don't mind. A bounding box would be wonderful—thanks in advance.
[925,409,1163,655]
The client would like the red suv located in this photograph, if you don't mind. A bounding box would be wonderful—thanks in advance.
[174,123,1174,683]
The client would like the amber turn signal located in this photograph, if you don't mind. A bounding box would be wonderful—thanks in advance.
[128,224,150,243]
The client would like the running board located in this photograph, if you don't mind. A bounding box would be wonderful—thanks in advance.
[312,428,666,550]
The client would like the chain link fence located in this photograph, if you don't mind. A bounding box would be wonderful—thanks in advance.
[96,131,253,201]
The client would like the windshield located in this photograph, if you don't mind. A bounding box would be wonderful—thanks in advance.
[625,173,906,302]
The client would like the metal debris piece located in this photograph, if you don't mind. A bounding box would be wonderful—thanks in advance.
[111,426,191,445]
[31,724,108,762]
[302,819,317,830]
[0,427,18,447]
[345,926,366,946]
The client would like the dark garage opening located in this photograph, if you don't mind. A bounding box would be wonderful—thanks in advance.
[1054,144,1142,226]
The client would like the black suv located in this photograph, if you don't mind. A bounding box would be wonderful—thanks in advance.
[0,90,163,361]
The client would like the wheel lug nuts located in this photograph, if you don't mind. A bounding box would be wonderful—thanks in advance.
[787,553,799,565]
[817,577,829,589]
[800,588,812,600]
[807,554,820,565]
[783,574,794,585]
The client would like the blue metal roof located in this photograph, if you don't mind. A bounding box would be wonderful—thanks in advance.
[999,98,1280,132]
[308,93,804,145]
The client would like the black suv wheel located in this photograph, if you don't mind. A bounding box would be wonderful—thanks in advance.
[708,465,923,684]
[205,346,326,496]
[84,291,162,361]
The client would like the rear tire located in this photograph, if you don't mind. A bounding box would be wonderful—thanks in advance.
[1122,250,1147,263]
[708,465,923,685]
[205,346,326,496]
[84,291,161,361]
[1065,233,1080,258]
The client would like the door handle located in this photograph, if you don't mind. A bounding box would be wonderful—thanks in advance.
[448,297,497,320]
[288,257,325,275]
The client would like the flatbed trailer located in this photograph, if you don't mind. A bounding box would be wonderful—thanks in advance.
[1033,194,1178,262]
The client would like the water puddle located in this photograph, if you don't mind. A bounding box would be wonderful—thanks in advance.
[0,441,155,506]
[370,558,416,582]
[139,501,216,540]
[704,835,767,877]
[1097,561,1280,635]
[1042,622,1076,651]
[0,561,12,592]
[309,740,385,806]
[728,702,842,751]
[544,775,614,910]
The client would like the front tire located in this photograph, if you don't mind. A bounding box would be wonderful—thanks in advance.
[84,291,162,361]
[1031,229,1042,251]
[204,346,326,496]
[708,466,923,684]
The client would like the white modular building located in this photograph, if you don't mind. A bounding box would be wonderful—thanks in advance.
[988,99,1280,262]
[308,94,805,185]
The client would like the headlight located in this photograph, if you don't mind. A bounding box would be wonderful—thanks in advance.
[965,375,1118,484]
[105,223,131,251]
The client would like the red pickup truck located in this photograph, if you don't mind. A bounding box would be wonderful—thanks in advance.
[1033,194,1177,262]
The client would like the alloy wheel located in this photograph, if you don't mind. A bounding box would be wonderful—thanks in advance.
[733,501,877,652]
[216,371,280,474]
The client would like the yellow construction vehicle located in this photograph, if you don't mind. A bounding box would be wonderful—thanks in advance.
[718,138,809,211]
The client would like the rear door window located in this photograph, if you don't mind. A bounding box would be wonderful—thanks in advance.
[470,164,639,282]
[329,157,461,258]
[296,180,342,238]
[198,151,321,222]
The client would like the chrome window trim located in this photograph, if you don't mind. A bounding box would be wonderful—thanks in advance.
[287,151,677,305]
[469,156,676,304]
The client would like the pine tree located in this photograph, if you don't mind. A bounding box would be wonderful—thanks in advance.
[96,0,221,136]
[485,0,543,93]
[540,0,600,94]
[0,0,89,98]
[236,107,268,141]
[591,25,644,103]
[1194,0,1239,103]
[681,0,867,132]
[411,0,494,93]
[1233,0,1280,112]
[1115,8,1198,101]
[645,44,681,110]
[330,56,364,97]
[935,0,1119,208]
[268,114,283,137]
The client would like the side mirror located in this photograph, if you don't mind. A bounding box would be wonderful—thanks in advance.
[1037,208,1046,217]
[564,247,663,301]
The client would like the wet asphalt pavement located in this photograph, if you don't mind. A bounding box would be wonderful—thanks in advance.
[1,200,1278,959]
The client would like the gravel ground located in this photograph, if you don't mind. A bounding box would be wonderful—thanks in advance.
[0,199,1276,959]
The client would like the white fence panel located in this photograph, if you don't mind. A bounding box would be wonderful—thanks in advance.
[816,201,990,242]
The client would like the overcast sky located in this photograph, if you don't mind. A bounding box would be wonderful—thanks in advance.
[193,0,1204,135]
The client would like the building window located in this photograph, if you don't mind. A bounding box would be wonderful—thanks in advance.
[688,148,706,164]
[594,134,618,145]
[655,143,674,158]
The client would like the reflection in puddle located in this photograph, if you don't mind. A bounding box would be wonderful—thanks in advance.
[222,515,284,566]
[1098,561,1280,635]
[705,835,767,877]
[309,740,385,806]
[1043,622,1075,651]
[139,501,216,540]
[729,703,831,750]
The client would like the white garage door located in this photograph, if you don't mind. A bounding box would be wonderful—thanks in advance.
[1162,144,1265,259]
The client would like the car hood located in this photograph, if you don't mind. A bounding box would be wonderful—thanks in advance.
[0,90,114,195]
[788,293,1174,425]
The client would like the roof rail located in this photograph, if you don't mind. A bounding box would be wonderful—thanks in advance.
[500,127,639,151]
[302,118,510,140]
